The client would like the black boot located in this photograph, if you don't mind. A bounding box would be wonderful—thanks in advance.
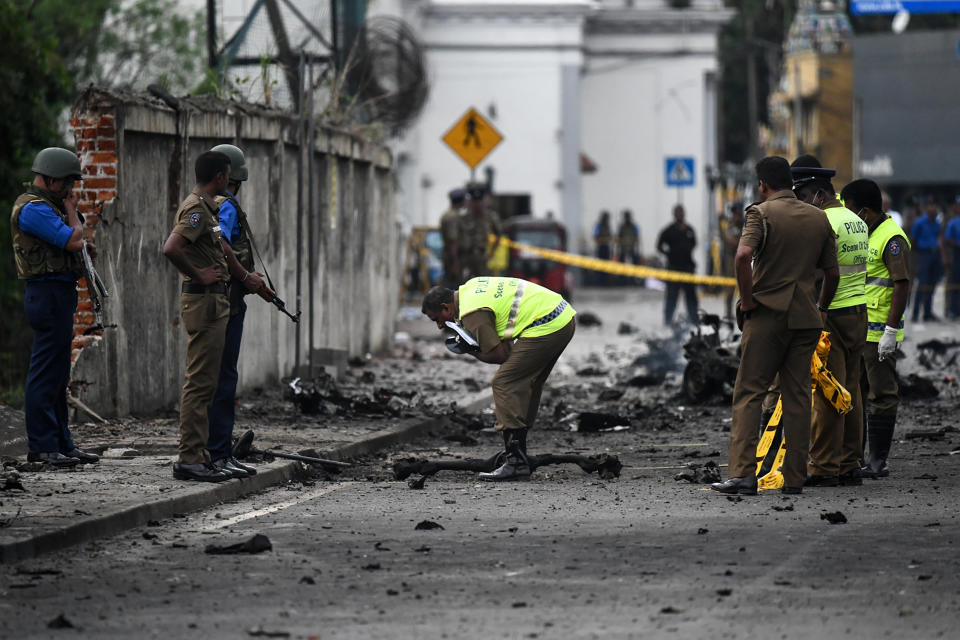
[862,413,895,478]
[479,429,531,482]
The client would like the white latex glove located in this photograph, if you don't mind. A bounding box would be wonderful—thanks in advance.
[878,325,899,361]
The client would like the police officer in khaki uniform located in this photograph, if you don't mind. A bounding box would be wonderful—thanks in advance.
[421,277,576,481]
[162,151,265,482]
[712,157,839,495]
[791,156,869,487]
[10,148,100,467]
[840,179,911,478]
[440,188,465,288]
[458,183,502,280]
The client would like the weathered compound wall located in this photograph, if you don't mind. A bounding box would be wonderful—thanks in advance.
[70,89,399,417]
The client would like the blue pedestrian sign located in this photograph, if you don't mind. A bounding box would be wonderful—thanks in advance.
[665,157,695,187]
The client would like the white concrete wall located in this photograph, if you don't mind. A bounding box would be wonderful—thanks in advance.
[581,45,720,259]
[397,2,589,231]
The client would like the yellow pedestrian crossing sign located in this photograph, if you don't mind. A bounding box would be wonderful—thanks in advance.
[442,107,504,169]
[665,156,695,187]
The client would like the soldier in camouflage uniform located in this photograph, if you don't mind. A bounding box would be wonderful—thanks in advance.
[458,183,502,280]
[10,148,100,467]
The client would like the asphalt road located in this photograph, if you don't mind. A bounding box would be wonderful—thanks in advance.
[2,287,958,639]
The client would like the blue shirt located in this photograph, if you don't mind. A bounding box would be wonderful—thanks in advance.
[910,215,941,250]
[945,217,960,246]
[17,201,77,283]
[218,196,241,246]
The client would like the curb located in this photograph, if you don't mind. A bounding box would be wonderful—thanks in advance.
[0,393,492,564]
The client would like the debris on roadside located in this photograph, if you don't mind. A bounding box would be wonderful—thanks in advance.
[414,520,444,530]
[246,626,291,638]
[617,321,638,335]
[904,429,951,441]
[820,511,847,525]
[576,412,630,432]
[673,461,721,484]
[577,312,603,327]
[204,533,273,555]
[392,452,622,487]
[47,614,75,629]
[1,470,25,491]
[897,373,939,400]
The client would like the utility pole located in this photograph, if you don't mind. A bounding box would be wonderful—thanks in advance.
[744,11,759,163]
[206,0,217,69]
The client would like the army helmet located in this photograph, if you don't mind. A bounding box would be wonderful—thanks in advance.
[31,147,82,180]
[210,143,248,182]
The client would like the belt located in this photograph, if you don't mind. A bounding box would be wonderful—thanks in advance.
[182,282,227,294]
[827,303,866,317]
[528,300,568,329]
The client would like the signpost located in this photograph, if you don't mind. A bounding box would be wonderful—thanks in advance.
[665,156,695,204]
[851,0,960,14]
[442,107,504,181]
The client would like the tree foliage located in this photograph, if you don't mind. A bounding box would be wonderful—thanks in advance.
[0,0,205,399]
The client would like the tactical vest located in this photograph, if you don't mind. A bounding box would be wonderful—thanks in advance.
[215,193,254,272]
[823,204,868,309]
[10,188,80,280]
[458,277,575,340]
[865,217,910,342]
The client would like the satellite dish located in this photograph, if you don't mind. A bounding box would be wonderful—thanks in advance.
[892,10,910,34]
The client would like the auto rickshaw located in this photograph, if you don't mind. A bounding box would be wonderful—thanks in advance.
[501,215,573,300]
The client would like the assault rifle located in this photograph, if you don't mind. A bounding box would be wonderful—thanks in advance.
[80,238,110,333]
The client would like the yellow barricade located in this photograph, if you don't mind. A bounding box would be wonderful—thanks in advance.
[491,234,737,287]
[755,331,852,490]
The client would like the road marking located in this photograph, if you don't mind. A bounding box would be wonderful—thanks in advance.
[205,482,354,530]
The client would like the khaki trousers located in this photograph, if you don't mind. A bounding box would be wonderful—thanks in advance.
[729,306,819,488]
[492,318,576,432]
[178,291,230,463]
[810,311,866,476]
[862,341,899,416]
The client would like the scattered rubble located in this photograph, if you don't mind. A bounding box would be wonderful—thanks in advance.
[674,461,722,484]
[204,533,273,555]
[393,452,622,486]
[414,520,444,530]
[820,511,847,525]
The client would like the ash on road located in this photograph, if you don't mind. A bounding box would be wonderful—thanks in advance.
[1,288,958,639]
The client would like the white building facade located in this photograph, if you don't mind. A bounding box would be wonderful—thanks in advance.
[384,0,732,262]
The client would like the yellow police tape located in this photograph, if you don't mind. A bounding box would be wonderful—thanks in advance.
[755,331,852,490]
[492,235,737,287]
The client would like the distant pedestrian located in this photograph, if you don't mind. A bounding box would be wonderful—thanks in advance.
[712,157,838,496]
[943,197,960,318]
[656,204,698,324]
[592,210,613,286]
[11,148,101,467]
[440,188,465,288]
[909,196,942,322]
[617,209,640,265]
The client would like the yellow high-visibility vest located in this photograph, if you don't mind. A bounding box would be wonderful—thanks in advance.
[865,217,910,342]
[458,277,575,339]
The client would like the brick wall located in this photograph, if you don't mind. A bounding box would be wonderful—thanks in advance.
[69,110,118,364]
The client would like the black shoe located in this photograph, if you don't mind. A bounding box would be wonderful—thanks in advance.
[64,448,100,463]
[211,458,249,479]
[173,462,230,482]
[228,456,257,476]
[923,314,941,322]
[480,430,531,482]
[711,476,758,495]
[26,452,80,468]
[861,461,889,478]
[804,474,839,487]
[781,486,803,495]
[839,468,863,486]
[478,454,531,481]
